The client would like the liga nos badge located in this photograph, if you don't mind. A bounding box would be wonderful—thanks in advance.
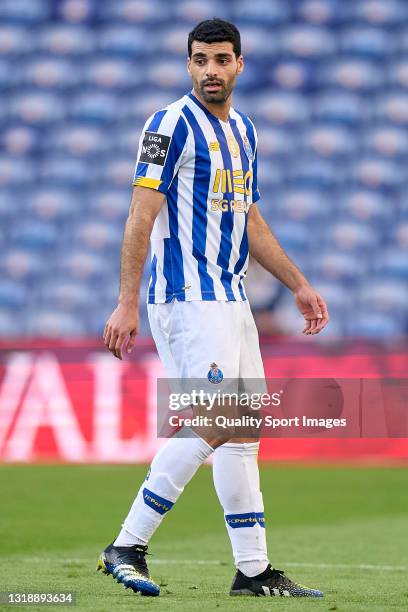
[139,131,171,166]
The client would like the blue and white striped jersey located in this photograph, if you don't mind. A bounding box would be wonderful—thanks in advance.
[132,92,260,304]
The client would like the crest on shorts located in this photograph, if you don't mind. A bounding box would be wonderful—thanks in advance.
[207,362,223,384]
[242,135,254,161]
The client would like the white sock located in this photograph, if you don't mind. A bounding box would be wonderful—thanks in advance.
[114,429,213,546]
[212,442,269,577]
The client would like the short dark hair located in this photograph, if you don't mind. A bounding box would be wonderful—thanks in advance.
[188,18,241,58]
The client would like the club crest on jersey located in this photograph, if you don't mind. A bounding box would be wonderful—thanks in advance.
[242,135,254,161]
[207,362,223,384]
[139,131,171,166]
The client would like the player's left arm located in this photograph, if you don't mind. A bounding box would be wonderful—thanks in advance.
[247,204,329,335]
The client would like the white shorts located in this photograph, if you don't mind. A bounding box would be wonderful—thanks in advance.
[147,300,265,383]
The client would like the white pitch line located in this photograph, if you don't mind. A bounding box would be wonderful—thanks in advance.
[148,560,408,572]
[283,562,408,572]
[20,557,408,572]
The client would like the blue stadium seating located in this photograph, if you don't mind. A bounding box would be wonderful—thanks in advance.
[0,0,51,25]
[89,189,130,222]
[338,190,396,225]
[0,249,47,282]
[374,248,408,280]
[300,123,357,158]
[56,0,96,25]
[99,0,171,25]
[362,124,408,158]
[0,0,407,339]
[0,280,27,308]
[233,0,290,25]
[2,125,42,156]
[358,280,407,315]
[347,314,404,340]
[316,58,383,91]
[311,252,368,283]
[344,0,408,26]
[8,90,67,124]
[0,24,36,55]
[340,26,394,59]
[296,0,343,26]
[22,57,82,89]
[26,310,88,337]
[375,91,408,125]
[393,222,408,249]
[312,90,370,125]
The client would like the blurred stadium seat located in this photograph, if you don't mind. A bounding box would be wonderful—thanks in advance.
[0,25,35,55]
[358,279,407,314]
[296,0,342,26]
[338,190,396,224]
[25,310,88,337]
[0,0,51,24]
[311,252,368,283]
[278,25,336,58]
[340,26,393,59]
[374,248,408,280]
[325,220,380,252]
[8,91,66,124]
[232,0,290,24]
[0,0,406,339]
[362,124,408,158]
[347,313,404,339]
[316,58,383,91]
[344,0,408,26]
[300,123,357,158]
[2,125,41,156]
[36,24,96,55]
[21,57,82,89]
[56,0,96,24]
[99,0,170,25]
[311,90,370,125]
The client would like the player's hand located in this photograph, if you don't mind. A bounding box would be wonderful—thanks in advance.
[103,303,139,360]
[294,285,329,335]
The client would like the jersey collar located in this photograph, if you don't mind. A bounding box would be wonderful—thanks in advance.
[187,91,231,125]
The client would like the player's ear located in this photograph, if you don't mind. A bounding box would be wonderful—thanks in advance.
[187,56,192,76]
[236,55,244,75]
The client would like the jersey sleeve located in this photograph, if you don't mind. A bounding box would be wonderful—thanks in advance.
[132,109,189,194]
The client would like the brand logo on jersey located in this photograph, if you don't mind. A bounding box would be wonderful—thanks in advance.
[212,169,253,196]
[208,141,220,151]
[207,362,223,384]
[242,135,254,161]
[139,131,171,166]
[210,199,249,213]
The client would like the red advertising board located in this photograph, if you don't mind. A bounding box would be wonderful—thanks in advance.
[0,339,407,463]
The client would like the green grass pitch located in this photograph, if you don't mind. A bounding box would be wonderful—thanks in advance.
[0,464,407,611]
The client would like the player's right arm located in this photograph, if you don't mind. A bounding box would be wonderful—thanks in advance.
[103,186,165,360]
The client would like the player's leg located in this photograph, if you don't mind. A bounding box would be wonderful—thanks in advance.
[97,300,238,595]
[212,300,269,574]
[213,301,323,597]
[213,439,268,574]
[113,300,238,544]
